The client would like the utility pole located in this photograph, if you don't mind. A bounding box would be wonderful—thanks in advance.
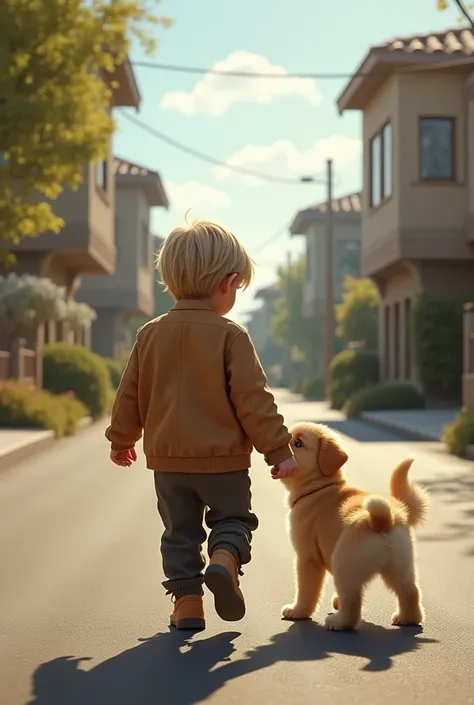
[284,249,292,383]
[323,159,334,384]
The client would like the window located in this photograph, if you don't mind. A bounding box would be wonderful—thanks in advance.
[95,159,108,191]
[404,298,412,380]
[394,302,400,380]
[419,117,455,181]
[369,122,392,208]
[384,305,391,378]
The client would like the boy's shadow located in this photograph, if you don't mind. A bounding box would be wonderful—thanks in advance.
[27,622,437,705]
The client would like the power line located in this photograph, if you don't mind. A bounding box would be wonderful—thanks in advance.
[118,110,327,185]
[253,222,290,254]
[453,0,474,28]
[130,57,467,80]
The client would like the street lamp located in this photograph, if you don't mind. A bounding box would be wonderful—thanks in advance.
[300,160,334,385]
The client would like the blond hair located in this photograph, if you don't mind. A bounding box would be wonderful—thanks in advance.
[157,218,254,300]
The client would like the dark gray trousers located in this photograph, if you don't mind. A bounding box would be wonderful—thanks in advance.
[154,470,259,592]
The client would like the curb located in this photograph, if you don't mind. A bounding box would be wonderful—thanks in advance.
[360,412,440,442]
[0,416,94,473]
[0,431,56,473]
[360,413,474,461]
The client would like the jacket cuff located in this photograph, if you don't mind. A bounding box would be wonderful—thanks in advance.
[264,444,294,466]
[111,442,135,452]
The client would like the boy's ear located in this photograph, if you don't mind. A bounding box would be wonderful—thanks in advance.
[221,273,238,294]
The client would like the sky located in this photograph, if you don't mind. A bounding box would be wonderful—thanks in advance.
[114,0,461,325]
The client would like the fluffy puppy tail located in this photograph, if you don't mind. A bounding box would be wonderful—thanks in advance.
[390,459,428,528]
[362,496,394,533]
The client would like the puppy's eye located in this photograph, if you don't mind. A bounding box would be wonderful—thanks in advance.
[294,439,303,448]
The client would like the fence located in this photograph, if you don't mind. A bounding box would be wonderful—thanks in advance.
[0,338,43,388]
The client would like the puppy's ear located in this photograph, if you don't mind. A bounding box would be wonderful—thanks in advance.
[318,436,348,476]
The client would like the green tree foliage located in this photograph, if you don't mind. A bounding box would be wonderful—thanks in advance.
[335,276,380,350]
[0,0,171,251]
[270,256,323,372]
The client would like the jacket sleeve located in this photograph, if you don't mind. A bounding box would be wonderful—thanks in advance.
[105,343,143,451]
[226,330,293,465]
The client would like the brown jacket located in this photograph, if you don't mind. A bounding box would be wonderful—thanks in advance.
[105,300,293,473]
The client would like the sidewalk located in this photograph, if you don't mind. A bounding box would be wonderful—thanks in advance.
[0,429,56,472]
[360,408,458,442]
[0,417,93,472]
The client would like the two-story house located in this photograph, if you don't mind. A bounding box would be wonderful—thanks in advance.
[290,192,362,375]
[77,158,169,360]
[5,59,141,302]
[337,28,474,384]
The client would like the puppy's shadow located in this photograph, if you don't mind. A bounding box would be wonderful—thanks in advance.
[216,620,437,677]
[27,621,437,705]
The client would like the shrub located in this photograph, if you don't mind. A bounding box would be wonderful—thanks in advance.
[327,349,380,410]
[344,383,425,418]
[443,410,474,456]
[104,358,123,389]
[43,343,111,419]
[0,380,87,437]
[301,377,325,399]
[412,296,471,401]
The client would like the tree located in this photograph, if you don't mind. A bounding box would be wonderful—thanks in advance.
[335,276,380,350]
[0,273,67,342]
[437,0,474,26]
[270,257,323,374]
[65,301,97,331]
[0,0,171,253]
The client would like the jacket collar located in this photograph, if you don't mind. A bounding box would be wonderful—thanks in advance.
[172,299,213,312]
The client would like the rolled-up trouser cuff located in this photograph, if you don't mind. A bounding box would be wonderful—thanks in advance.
[162,576,205,592]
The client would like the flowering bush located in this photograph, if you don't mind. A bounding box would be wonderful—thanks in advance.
[0,380,87,437]
[65,300,97,330]
[0,273,67,339]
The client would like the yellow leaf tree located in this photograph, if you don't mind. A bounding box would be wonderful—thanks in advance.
[335,276,380,350]
[0,0,171,252]
[437,0,474,25]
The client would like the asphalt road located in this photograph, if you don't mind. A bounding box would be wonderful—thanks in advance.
[1,391,474,705]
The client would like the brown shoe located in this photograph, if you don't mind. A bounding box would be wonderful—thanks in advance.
[205,548,245,621]
[170,595,205,630]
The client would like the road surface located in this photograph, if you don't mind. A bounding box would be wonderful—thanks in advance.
[1,391,473,705]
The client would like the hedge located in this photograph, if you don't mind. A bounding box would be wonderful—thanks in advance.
[43,343,111,419]
[443,410,474,456]
[327,349,380,410]
[0,380,87,437]
[344,382,425,418]
[412,295,472,401]
[104,358,124,389]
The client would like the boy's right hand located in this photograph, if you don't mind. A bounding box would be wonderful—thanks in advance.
[271,456,298,480]
[110,448,137,467]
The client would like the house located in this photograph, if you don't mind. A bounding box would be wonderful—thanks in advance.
[5,59,140,302]
[290,192,362,375]
[337,28,474,384]
[251,283,284,373]
[243,307,267,353]
[77,158,169,360]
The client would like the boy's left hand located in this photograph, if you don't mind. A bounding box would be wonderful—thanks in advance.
[110,448,137,467]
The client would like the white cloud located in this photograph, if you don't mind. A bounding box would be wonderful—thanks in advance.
[214,135,362,185]
[160,51,321,117]
[166,181,231,210]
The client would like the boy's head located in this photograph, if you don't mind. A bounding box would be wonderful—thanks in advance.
[157,218,254,316]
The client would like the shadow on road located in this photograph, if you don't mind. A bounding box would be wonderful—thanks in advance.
[419,470,474,557]
[307,418,423,444]
[27,621,437,705]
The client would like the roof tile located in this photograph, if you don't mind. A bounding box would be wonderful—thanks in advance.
[312,191,362,214]
[380,28,474,56]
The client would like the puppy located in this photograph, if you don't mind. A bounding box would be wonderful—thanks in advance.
[279,422,428,631]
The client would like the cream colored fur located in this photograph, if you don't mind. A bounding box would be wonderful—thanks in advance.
[279,422,428,631]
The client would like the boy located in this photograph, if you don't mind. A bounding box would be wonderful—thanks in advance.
[105,219,297,631]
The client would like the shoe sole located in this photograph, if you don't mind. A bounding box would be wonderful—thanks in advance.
[170,617,206,631]
[205,565,246,622]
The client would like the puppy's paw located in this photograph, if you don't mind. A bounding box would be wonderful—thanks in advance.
[332,594,340,610]
[281,604,312,621]
[324,612,356,632]
[391,611,423,627]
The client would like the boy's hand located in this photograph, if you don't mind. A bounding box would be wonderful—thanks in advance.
[110,448,137,467]
[271,456,298,480]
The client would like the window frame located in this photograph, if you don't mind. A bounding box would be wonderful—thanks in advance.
[95,159,108,193]
[369,121,392,209]
[418,116,455,182]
